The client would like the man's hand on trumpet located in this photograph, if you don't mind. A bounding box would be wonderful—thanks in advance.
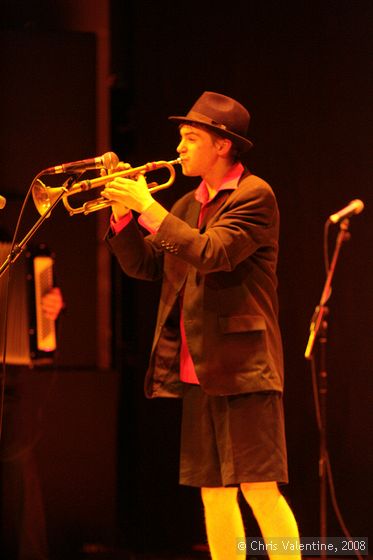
[101,173,155,222]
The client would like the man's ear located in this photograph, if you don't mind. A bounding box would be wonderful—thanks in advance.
[217,137,233,156]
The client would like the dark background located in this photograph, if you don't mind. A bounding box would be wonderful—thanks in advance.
[0,0,372,557]
[110,0,373,553]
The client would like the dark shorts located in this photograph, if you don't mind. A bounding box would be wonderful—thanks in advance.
[179,384,288,487]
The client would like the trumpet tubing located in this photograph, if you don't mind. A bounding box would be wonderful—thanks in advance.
[73,157,182,193]
[32,158,182,216]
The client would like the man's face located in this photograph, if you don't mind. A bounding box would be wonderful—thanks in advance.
[177,124,221,177]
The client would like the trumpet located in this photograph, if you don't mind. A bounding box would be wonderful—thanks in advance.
[32,157,182,216]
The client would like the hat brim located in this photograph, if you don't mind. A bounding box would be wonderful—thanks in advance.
[168,116,253,152]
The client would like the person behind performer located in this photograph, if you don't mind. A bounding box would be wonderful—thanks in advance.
[102,91,300,560]
[0,228,64,560]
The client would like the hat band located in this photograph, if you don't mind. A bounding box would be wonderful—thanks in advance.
[186,111,228,131]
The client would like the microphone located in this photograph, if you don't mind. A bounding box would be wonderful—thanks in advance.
[0,195,6,209]
[43,151,119,175]
[328,199,364,224]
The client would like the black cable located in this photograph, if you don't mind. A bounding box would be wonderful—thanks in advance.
[323,219,331,274]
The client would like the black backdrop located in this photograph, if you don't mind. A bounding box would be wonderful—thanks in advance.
[0,24,119,557]
[0,0,371,557]
[0,29,98,368]
[110,0,372,554]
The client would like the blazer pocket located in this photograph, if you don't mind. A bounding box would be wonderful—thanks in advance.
[218,314,266,334]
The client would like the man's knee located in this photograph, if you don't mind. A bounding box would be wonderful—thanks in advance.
[201,486,239,511]
[240,481,281,511]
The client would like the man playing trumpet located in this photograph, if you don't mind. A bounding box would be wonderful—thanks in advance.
[103,91,300,560]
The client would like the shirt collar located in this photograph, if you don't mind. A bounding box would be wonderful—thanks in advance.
[195,162,245,205]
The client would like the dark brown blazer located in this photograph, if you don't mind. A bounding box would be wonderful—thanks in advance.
[107,169,284,398]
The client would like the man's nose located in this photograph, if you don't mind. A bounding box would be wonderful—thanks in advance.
[177,140,185,153]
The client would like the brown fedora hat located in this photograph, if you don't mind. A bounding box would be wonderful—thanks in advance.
[169,91,253,152]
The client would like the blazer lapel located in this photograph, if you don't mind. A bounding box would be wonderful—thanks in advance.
[200,170,252,231]
[184,197,201,228]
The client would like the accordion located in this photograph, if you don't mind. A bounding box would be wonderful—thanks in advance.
[0,242,56,366]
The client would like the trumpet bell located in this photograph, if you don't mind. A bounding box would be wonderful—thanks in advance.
[32,180,64,217]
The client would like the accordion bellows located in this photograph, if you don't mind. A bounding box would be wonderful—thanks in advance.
[0,242,56,366]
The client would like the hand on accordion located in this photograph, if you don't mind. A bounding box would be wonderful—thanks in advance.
[41,287,64,321]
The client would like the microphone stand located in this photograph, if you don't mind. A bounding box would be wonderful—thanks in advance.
[305,218,351,558]
[0,176,75,278]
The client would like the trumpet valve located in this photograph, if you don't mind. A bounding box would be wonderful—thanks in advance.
[78,179,93,191]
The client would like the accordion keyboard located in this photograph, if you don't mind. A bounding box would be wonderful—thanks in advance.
[33,255,57,353]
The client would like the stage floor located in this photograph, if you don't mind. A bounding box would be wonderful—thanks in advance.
[52,546,211,560]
